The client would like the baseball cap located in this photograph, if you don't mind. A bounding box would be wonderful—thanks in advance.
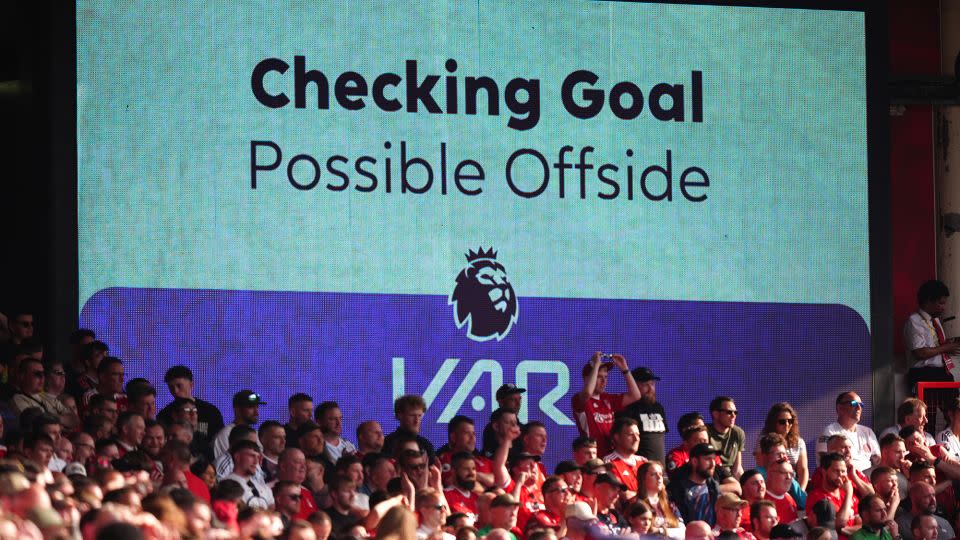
[63,462,87,476]
[594,472,626,490]
[631,367,661,382]
[491,494,521,507]
[233,390,266,407]
[509,450,542,465]
[770,524,803,539]
[583,458,610,473]
[496,384,526,401]
[554,461,582,475]
[582,361,615,377]
[564,501,597,521]
[716,493,748,509]
[690,443,720,458]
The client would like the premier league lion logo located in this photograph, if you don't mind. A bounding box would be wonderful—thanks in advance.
[449,247,518,342]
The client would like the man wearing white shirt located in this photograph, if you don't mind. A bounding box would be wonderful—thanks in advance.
[903,280,960,431]
[224,439,274,510]
[936,398,960,460]
[817,391,880,471]
[316,401,356,464]
[213,390,264,460]
[879,399,936,447]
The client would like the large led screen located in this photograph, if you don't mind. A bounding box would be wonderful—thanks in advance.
[77,1,870,468]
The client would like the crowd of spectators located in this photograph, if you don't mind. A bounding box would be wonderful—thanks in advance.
[0,280,957,540]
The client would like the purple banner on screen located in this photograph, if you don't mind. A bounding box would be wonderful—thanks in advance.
[81,288,871,470]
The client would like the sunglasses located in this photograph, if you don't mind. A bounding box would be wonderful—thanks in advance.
[180,407,199,413]
[849,401,863,409]
[777,418,794,426]
[719,409,738,416]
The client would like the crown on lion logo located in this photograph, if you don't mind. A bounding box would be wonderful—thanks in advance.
[465,247,498,263]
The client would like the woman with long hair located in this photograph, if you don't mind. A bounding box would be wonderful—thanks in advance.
[755,402,808,489]
[636,461,684,539]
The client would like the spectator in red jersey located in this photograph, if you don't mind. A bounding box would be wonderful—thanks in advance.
[749,500,779,540]
[604,416,646,499]
[274,447,319,520]
[814,434,874,498]
[900,425,960,481]
[764,459,799,524]
[81,357,128,415]
[526,476,574,536]
[507,451,544,531]
[444,452,482,520]
[161,439,210,503]
[439,416,494,489]
[667,413,709,473]
[572,352,642,457]
[740,469,766,532]
[806,452,860,535]
[571,436,598,467]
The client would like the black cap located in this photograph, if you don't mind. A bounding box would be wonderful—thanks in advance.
[554,460,582,475]
[233,390,266,407]
[496,384,526,401]
[690,443,719,458]
[509,450,542,465]
[594,472,626,490]
[770,525,803,539]
[631,367,661,382]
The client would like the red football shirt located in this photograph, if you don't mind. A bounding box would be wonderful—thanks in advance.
[572,392,627,456]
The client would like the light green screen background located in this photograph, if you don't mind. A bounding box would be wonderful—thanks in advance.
[77,1,868,325]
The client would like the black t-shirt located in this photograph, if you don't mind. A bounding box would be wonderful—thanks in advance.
[324,506,357,534]
[617,400,668,463]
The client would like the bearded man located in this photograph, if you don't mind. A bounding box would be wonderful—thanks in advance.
[616,367,668,462]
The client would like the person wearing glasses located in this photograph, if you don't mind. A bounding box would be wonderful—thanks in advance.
[416,487,455,539]
[528,476,575,537]
[817,392,880,472]
[273,480,304,528]
[755,403,808,491]
[11,357,78,429]
[158,365,225,448]
[765,459,800,524]
[224,439,274,510]
[708,397,745,479]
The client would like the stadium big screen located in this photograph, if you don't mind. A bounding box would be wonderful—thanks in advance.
[76,1,872,468]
